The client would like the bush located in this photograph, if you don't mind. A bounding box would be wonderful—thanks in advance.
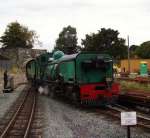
[120,80,150,92]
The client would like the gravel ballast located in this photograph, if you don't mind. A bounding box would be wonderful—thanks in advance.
[0,85,25,119]
[40,96,150,138]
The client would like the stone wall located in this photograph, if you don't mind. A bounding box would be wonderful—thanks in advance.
[0,48,47,68]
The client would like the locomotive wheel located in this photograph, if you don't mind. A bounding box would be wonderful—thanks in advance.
[43,85,49,96]
[72,92,80,106]
[49,86,56,99]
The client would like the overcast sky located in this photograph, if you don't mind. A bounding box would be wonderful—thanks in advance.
[0,0,150,51]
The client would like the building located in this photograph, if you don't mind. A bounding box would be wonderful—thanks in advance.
[121,59,150,73]
[0,48,47,68]
[17,48,47,65]
[0,54,13,70]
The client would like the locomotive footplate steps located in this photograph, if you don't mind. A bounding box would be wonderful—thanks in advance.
[81,96,118,106]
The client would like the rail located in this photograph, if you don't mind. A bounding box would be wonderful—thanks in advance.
[106,105,150,129]
[0,88,36,138]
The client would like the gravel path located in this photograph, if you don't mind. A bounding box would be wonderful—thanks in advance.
[0,85,25,119]
[40,96,150,138]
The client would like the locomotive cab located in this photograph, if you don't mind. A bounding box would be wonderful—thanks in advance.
[74,53,119,105]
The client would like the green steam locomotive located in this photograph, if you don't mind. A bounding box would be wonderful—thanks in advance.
[26,51,120,105]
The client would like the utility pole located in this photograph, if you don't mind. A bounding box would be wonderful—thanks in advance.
[127,35,130,73]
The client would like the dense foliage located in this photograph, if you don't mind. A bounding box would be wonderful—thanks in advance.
[0,21,38,49]
[55,25,78,54]
[136,41,150,58]
[81,28,128,60]
[129,45,139,58]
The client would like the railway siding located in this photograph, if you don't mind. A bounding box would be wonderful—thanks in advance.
[118,90,150,110]
[0,87,35,137]
[117,77,150,109]
[0,86,43,137]
[0,85,26,119]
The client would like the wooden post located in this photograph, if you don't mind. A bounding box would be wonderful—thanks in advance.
[127,35,130,73]
[127,126,131,138]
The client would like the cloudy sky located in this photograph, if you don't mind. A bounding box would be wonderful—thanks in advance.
[0,0,150,51]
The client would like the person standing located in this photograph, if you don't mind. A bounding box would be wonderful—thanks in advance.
[4,70,8,89]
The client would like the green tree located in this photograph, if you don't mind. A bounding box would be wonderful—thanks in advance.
[136,41,150,58]
[0,21,38,48]
[129,45,139,58]
[81,28,127,60]
[55,25,78,54]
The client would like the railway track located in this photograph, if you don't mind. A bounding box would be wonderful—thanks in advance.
[0,87,36,138]
[117,77,150,84]
[118,93,150,112]
[97,104,150,130]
